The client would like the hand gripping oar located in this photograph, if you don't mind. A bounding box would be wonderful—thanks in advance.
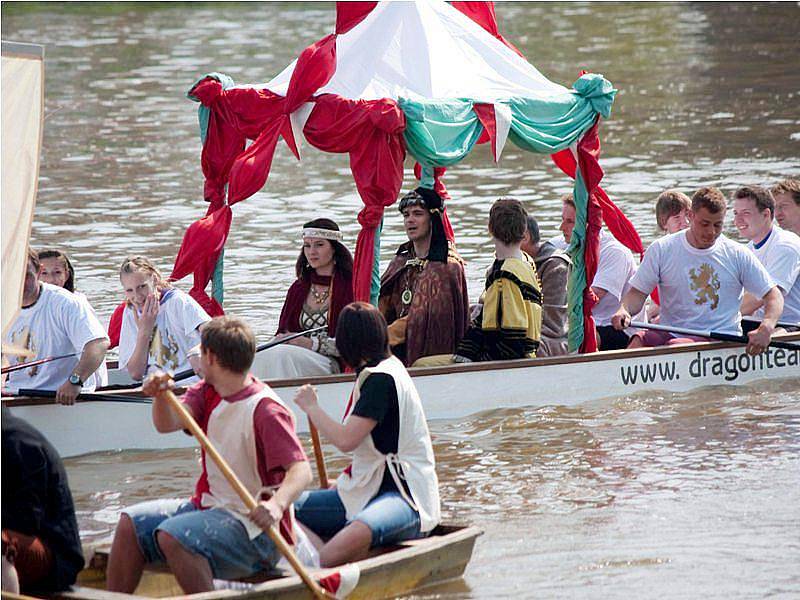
[170,326,327,383]
[630,321,800,351]
[1,352,78,375]
[150,374,333,600]
[309,422,329,489]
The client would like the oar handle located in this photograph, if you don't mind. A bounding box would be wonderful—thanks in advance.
[630,321,800,351]
[309,422,329,489]
[12,389,151,404]
[155,378,332,600]
[171,326,327,383]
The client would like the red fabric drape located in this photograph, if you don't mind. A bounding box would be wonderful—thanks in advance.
[107,301,126,349]
[304,95,407,301]
[335,1,377,34]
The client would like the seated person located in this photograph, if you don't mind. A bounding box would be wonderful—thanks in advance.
[559,194,638,350]
[647,190,692,321]
[733,186,800,330]
[3,248,109,405]
[547,193,573,251]
[772,178,800,236]
[38,249,108,388]
[2,409,84,594]
[612,187,783,353]
[293,302,440,567]
[655,189,691,235]
[253,218,353,380]
[117,256,210,381]
[521,212,570,357]
[106,316,313,594]
[455,198,543,362]
[379,187,469,367]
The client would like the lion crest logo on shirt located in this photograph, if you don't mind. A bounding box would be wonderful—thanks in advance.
[689,263,720,310]
[149,328,180,372]
[9,326,38,376]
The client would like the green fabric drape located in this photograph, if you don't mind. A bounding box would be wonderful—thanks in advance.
[566,168,589,353]
[400,74,616,169]
[370,217,383,306]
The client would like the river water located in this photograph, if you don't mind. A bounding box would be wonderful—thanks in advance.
[3,2,800,598]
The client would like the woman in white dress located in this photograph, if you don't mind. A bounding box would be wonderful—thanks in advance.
[253,219,353,380]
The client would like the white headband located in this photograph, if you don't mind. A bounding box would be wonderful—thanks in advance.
[302,227,344,242]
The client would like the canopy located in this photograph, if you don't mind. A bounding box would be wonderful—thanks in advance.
[172,0,643,353]
[2,41,44,340]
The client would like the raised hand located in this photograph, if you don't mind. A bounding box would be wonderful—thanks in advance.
[143,371,174,398]
[293,384,318,413]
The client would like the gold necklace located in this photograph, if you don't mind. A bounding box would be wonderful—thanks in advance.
[311,284,330,305]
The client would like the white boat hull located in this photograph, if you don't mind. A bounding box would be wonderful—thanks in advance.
[8,336,799,458]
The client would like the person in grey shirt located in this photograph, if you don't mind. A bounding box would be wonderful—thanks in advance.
[521,214,571,356]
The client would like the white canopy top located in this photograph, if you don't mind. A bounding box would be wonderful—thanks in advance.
[252,0,568,103]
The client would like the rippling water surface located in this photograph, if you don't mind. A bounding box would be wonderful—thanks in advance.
[3,2,800,597]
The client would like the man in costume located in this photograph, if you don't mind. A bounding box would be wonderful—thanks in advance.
[379,187,470,367]
[521,212,570,356]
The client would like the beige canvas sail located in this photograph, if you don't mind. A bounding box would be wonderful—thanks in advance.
[2,41,44,340]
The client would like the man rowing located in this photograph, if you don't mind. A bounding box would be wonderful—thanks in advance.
[378,187,470,366]
[612,187,784,354]
[732,185,800,329]
[106,316,313,593]
[3,248,109,405]
[772,178,800,236]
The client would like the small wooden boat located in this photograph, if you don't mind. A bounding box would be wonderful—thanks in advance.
[60,524,481,600]
[7,332,799,458]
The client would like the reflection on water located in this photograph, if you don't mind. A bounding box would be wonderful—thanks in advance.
[5,2,800,597]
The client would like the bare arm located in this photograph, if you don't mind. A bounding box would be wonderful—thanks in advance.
[248,459,313,532]
[54,337,110,405]
[740,291,764,316]
[591,286,608,301]
[611,288,648,330]
[142,374,186,433]
[294,384,376,453]
[747,287,784,355]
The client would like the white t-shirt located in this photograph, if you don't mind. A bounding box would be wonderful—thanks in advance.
[631,231,775,334]
[118,288,211,379]
[748,226,800,324]
[592,230,638,326]
[75,291,108,388]
[4,283,109,392]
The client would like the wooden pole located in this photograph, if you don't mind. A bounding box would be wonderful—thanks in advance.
[309,422,329,489]
[153,376,332,600]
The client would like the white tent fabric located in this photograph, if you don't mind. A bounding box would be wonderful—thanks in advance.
[2,42,44,337]
[251,0,567,102]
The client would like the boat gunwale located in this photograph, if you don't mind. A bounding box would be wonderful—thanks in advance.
[6,332,799,407]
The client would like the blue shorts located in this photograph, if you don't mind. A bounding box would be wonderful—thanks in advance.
[294,489,422,547]
[123,498,279,580]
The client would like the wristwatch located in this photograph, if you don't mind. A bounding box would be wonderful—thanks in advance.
[68,373,84,387]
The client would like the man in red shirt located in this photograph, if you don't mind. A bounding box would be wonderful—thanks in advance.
[106,316,312,593]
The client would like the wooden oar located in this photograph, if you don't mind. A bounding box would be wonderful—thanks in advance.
[170,326,328,383]
[630,321,800,351]
[309,422,329,489]
[151,374,332,600]
[1,352,78,374]
[9,389,151,404]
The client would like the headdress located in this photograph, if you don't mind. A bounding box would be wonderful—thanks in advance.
[398,186,448,262]
[302,227,344,242]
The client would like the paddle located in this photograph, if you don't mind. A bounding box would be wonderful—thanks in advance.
[741,316,800,330]
[1,352,78,375]
[9,389,151,404]
[630,321,800,351]
[309,422,329,489]
[150,373,333,600]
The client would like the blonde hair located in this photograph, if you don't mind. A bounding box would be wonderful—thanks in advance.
[119,256,171,289]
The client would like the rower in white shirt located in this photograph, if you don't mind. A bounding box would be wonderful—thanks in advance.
[732,185,800,330]
[611,187,784,355]
[3,248,110,404]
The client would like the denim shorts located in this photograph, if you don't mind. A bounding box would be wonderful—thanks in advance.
[294,489,422,547]
[123,498,279,580]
